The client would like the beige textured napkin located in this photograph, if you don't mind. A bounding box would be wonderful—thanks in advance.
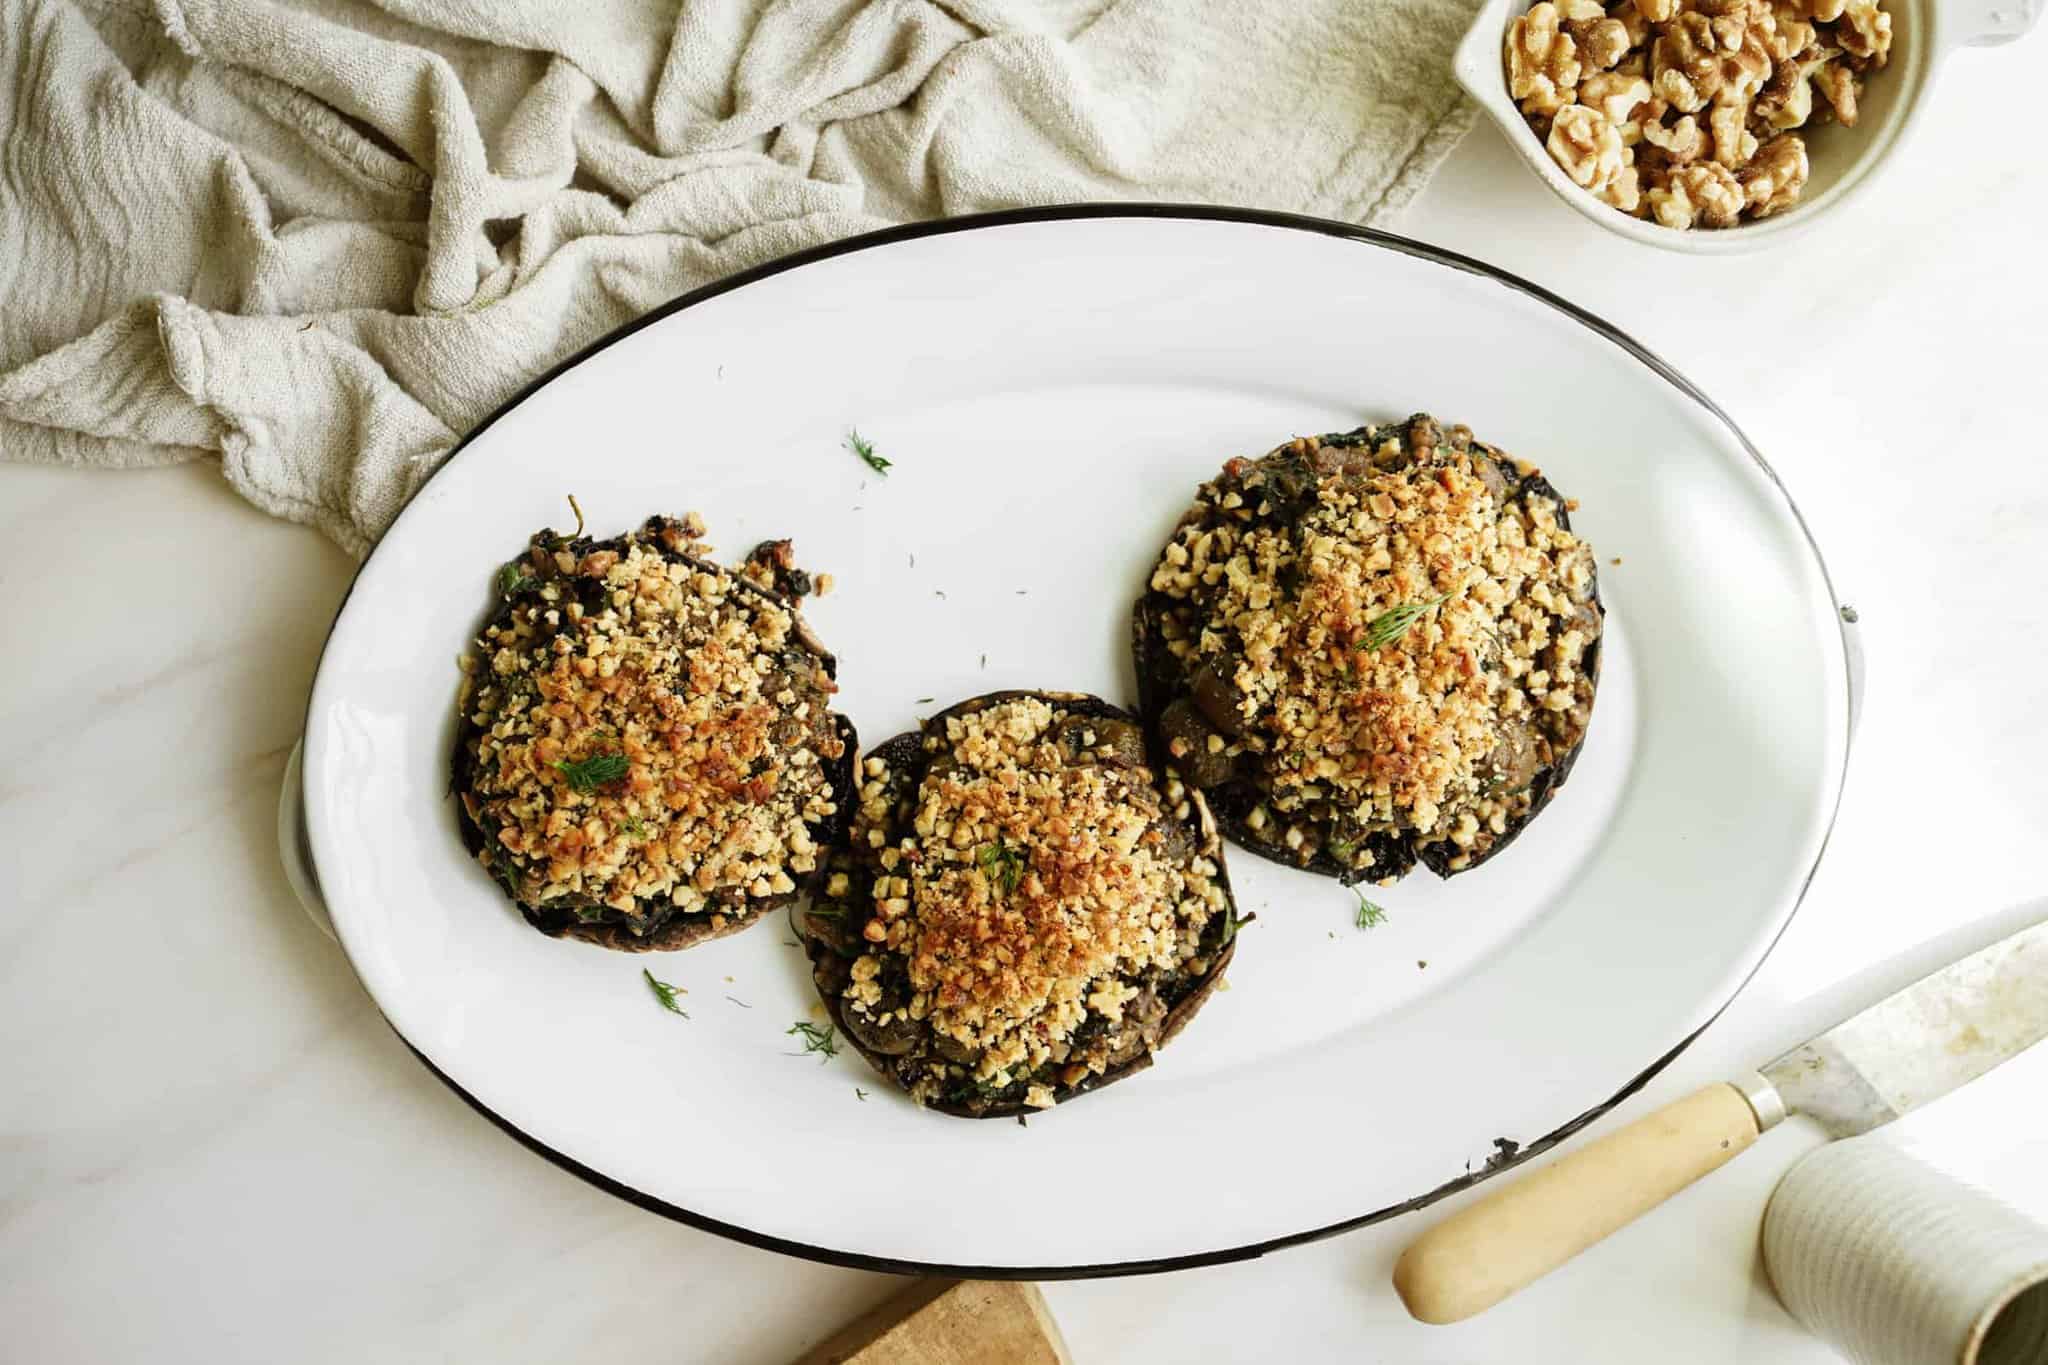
[0,0,1478,555]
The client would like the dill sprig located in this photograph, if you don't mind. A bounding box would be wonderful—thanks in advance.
[787,1021,840,1062]
[976,839,1026,896]
[643,969,689,1017]
[556,751,629,792]
[846,429,891,476]
[618,815,650,839]
[491,860,523,901]
[1354,890,1389,930]
[497,562,537,596]
[944,1073,1013,1103]
[1362,592,1450,651]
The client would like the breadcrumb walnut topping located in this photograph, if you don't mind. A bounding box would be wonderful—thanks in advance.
[455,516,847,944]
[1508,0,1889,230]
[802,694,1236,1115]
[1136,415,1602,883]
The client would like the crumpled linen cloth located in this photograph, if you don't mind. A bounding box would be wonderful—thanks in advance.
[0,0,1477,556]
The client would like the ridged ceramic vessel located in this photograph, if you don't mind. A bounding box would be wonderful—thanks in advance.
[1764,1137,2048,1365]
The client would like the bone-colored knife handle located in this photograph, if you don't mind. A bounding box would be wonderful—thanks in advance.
[1393,1083,1766,1325]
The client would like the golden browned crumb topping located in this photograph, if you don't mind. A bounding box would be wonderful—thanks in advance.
[1205,461,1498,832]
[457,519,845,930]
[1142,417,1600,878]
[834,697,1230,1105]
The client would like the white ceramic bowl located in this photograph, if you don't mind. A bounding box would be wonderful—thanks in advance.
[1453,0,2042,253]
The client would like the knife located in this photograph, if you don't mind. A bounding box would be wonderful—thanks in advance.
[1393,915,2048,1325]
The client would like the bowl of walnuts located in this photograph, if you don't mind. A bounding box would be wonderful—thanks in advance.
[1453,0,2039,251]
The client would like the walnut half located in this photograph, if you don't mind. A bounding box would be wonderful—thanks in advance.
[1650,12,1725,112]
[1508,3,1584,117]
[1582,71,1653,125]
[1836,0,1892,63]
[1814,61,1859,124]
[1547,105,1631,194]
[1646,161,1746,228]
[1708,101,1758,166]
[1740,133,1809,216]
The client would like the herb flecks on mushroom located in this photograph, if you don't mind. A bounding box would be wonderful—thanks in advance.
[454,514,854,951]
[799,692,1239,1118]
[1135,413,1602,884]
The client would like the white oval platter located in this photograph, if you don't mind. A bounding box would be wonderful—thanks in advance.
[303,207,1853,1275]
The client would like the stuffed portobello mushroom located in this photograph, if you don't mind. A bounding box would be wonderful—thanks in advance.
[454,512,856,951]
[1134,413,1602,886]
[799,691,1239,1118]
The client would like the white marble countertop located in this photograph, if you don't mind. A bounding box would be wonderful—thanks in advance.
[5,31,2046,1362]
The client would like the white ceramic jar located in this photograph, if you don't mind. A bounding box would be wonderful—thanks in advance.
[1763,1136,2048,1365]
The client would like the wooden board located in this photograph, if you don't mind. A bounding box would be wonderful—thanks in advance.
[791,1279,1073,1365]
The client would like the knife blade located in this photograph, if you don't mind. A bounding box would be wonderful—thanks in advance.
[1751,916,2048,1138]
[1395,913,2048,1325]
